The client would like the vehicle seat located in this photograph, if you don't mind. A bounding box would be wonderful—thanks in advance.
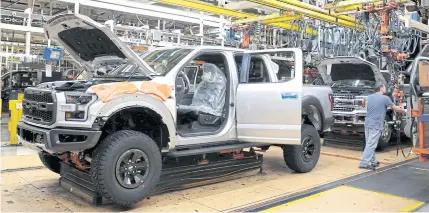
[178,63,227,124]
[249,61,266,82]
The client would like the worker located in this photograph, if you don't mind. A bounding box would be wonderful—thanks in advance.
[359,83,406,170]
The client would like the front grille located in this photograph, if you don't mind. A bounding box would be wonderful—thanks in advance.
[24,92,53,103]
[333,106,355,112]
[333,93,355,100]
[23,108,53,122]
[22,88,56,125]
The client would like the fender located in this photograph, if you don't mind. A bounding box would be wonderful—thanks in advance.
[93,93,177,148]
[302,95,325,131]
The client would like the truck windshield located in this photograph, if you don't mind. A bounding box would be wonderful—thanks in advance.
[105,48,193,77]
[142,48,193,75]
[332,79,375,88]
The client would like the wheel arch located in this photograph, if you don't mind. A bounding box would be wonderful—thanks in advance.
[94,94,176,149]
[302,95,325,132]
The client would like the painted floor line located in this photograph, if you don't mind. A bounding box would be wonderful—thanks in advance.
[234,158,417,212]
[261,185,425,213]
[260,186,343,212]
[401,202,426,212]
[411,167,429,172]
[344,185,422,202]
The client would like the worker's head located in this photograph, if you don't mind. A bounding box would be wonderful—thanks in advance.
[375,83,386,94]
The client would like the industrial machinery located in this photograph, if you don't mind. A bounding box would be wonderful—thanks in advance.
[406,44,429,162]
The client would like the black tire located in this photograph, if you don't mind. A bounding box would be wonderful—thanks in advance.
[283,124,321,173]
[38,152,61,174]
[91,130,162,206]
[377,115,392,149]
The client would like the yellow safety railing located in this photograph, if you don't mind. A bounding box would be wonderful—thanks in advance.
[8,94,23,145]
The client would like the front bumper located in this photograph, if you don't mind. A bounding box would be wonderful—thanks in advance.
[332,113,366,133]
[330,122,365,133]
[17,121,102,153]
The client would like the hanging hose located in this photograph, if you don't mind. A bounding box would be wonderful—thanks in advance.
[394,112,413,158]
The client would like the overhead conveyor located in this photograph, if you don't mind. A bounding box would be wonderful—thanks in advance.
[326,0,410,13]
[154,0,318,35]
[247,0,363,30]
[233,13,303,24]
[324,0,385,9]
[272,0,357,23]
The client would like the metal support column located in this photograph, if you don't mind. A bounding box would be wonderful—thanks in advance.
[218,0,225,46]
[25,0,34,61]
[75,0,80,14]
[199,16,204,45]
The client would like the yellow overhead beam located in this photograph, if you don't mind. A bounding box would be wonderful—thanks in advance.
[154,0,317,35]
[332,0,410,12]
[270,22,317,35]
[324,0,380,9]
[248,0,363,30]
[233,13,303,24]
[277,0,356,23]
[261,15,303,24]
[324,0,410,9]
[233,12,296,24]
[155,0,251,18]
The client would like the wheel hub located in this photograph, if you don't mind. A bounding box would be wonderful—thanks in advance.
[115,149,150,189]
[381,120,391,141]
[301,136,315,162]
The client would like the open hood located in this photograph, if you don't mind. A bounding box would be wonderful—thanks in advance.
[317,57,387,86]
[44,13,155,77]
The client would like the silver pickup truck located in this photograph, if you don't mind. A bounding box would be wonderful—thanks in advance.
[318,57,410,148]
[17,13,334,206]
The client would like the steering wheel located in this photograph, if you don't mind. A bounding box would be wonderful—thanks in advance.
[176,71,191,98]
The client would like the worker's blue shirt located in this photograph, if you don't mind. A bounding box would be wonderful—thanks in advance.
[365,94,394,130]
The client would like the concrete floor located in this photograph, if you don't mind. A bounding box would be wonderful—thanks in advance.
[0,142,416,212]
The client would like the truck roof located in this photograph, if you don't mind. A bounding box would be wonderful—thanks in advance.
[150,45,301,53]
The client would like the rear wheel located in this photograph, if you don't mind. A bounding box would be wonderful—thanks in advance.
[283,124,321,173]
[38,152,61,174]
[91,130,162,206]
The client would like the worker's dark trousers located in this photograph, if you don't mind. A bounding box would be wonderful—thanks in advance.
[360,127,382,167]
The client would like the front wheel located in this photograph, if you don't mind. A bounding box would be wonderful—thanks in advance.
[91,130,162,206]
[283,124,321,173]
[377,115,393,149]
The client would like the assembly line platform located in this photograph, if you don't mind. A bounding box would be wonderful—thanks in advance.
[1,143,428,212]
[240,159,428,212]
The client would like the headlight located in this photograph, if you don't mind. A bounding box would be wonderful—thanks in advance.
[66,111,85,120]
[65,93,94,104]
[63,92,96,121]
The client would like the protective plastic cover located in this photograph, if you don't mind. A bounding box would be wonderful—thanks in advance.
[179,63,227,116]
[88,81,173,103]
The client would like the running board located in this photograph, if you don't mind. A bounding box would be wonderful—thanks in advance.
[59,151,263,205]
[167,142,264,157]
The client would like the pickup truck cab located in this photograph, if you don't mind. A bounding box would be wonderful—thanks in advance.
[17,13,334,206]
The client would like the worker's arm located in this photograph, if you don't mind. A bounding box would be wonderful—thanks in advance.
[385,95,406,114]
[390,104,407,114]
